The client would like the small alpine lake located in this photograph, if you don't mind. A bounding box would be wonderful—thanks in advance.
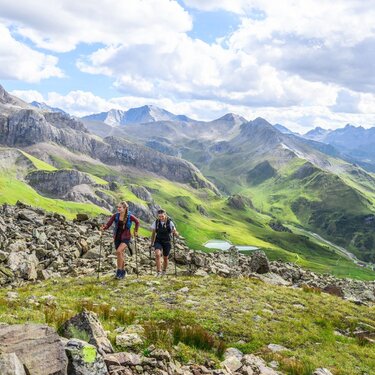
[203,240,259,251]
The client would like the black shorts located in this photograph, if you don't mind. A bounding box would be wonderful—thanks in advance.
[114,239,130,250]
[154,241,171,257]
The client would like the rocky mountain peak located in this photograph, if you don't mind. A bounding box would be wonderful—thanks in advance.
[240,117,280,137]
[303,126,332,141]
[30,101,66,114]
[0,85,27,107]
[82,105,191,126]
[124,105,176,124]
[216,113,247,123]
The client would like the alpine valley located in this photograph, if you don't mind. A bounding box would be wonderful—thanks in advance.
[1,84,374,280]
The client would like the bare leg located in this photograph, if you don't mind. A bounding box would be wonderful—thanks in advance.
[116,243,127,270]
[155,249,162,272]
[163,256,168,271]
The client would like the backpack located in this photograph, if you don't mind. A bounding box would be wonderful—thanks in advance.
[114,211,132,231]
[155,218,173,232]
[155,218,174,242]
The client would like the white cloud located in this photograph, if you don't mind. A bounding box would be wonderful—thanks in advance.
[225,1,375,93]
[331,90,361,113]
[0,0,192,52]
[184,0,375,45]
[46,91,117,117]
[185,1,375,94]
[0,25,63,82]
[77,33,339,110]
[358,93,375,115]
[10,89,44,103]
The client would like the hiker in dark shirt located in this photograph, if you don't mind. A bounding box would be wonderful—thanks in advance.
[150,209,178,276]
[101,201,139,279]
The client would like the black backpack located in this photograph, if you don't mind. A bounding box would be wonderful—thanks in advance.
[155,218,173,240]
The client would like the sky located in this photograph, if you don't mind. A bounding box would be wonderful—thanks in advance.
[1,0,375,132]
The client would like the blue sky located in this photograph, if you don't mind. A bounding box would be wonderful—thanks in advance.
[1,0,375,131]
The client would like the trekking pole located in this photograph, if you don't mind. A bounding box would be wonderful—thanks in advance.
[97,231,103,280]
[149,246,153,275]
[135,236,139,278]
[173,233,177,277]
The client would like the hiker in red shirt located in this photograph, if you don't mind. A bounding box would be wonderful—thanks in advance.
[101,201,139,279]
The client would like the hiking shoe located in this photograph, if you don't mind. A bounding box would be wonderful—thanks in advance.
[161,270,166,277]
[156,271,162,277]
[118,269,126,279]
[115,269,126,279]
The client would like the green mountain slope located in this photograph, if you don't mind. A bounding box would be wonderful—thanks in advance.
[242,160,375,263]
[168,120,375,264]
[0,148,108,219]
[1,145,374,279]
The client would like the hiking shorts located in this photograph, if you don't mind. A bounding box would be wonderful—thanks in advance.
[154,241,171,257]
[114,239,131,250]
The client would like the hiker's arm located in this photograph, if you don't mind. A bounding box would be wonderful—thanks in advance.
[171,221,179,237]
[150,229,156,248]
[131,215,140,236]
[101,214,115,231]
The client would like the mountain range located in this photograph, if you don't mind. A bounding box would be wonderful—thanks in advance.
[82,105,193,126]
[0,84,374,279]
[81,104,375,265]
[303,125,375,171]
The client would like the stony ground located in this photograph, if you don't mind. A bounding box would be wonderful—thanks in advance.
[1,202,374,306]
[1,273,374,374]
[1,202,375,374]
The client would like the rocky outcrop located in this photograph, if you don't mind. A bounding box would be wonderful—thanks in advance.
[247,160,277,185]
[197,204,209,216]
[145,139,179,156]
[25,169,115,210]
[44,111,88,133]
[227,194,254,210]
[130,185,153,203]
[0,323,68,375]
[100,136,218,192]
[1,109,93,152]
[0,148,34,173]
[103,346,282,375]
[269,220,292,233]
[128,201,155,223]
[65,338,108,375]
[0,84,27,107]
[26,169,95,197]
[249,251,270,274]
[60,311,113,355]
